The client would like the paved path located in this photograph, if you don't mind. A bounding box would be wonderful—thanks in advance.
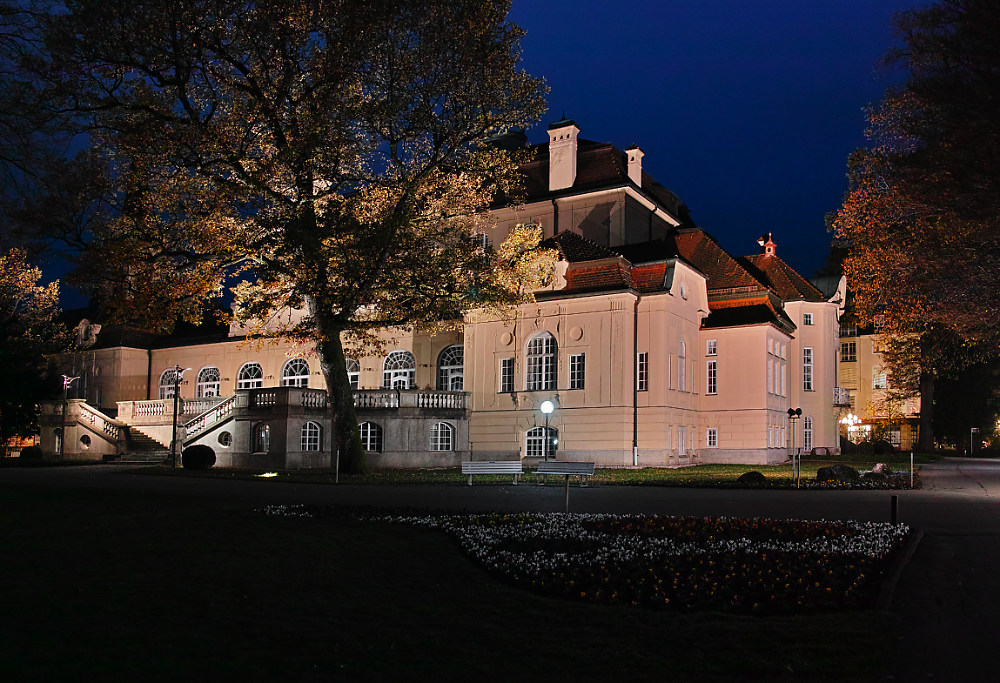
[3,457,1000,680]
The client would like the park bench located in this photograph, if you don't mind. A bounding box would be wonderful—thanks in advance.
[536,460,595,486]
[461,460,523,486]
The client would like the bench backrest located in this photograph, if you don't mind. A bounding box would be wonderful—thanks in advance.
[461,461,523,473]
[536,461,595,476]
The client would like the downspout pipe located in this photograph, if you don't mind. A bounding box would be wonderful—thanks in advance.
[633,293,639,466]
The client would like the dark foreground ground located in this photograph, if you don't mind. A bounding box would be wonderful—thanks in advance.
[2,458,999,681]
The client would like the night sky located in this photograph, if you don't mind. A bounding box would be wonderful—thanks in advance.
[509,0,923,278]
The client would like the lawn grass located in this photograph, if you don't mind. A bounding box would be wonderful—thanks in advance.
[0,483,899,681]
[130,451,936,488]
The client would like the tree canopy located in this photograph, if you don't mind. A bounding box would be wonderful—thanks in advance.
[831,0,1000,449]
[34,0,552,470]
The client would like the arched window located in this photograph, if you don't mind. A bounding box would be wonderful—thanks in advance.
[158,368,179,399]
[430,422,454,451]
[254,423,270,452]
[359,422,383,452]
[526,333,557,391]
[282,358,310,387]
[383,350,415,389]
[803,416,814,453]
[237,362,263,390]
[526,426,557,458]
[436,345,464,391]
[345,358,360,390]
[196,366,221,398]
[300,421,322,451]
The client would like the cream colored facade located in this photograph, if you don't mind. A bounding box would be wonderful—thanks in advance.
[44,120,846,468]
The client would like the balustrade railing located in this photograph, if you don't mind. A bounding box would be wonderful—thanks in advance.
[353,389,468,410]
[185,394,238,438]
[78,403,121,440]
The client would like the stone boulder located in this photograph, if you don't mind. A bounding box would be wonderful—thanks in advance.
[872,462,892,475]
[737,471,767,486]
[816,463,860,483]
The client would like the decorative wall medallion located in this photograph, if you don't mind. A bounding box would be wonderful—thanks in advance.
[570,326,583,341]
[500,331,513,346]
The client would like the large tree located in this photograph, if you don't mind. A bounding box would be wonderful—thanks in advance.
[37,0,551,470]
[831,0,1000,450]
[0,248,65,448]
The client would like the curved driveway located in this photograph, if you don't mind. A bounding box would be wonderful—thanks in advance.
[3,457,999,680]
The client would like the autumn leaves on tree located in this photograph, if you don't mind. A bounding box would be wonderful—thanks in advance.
[34,0,553,471]
[831,0,1000,449]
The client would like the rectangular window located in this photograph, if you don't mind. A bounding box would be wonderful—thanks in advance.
[637,352,649,391]
[841,341,857,362]
[678,426,687,455]
[499,358,514,393]
[767,358,773,394]
[803,312,813,325]
[706,360,717,395]
[706,339,717,356]
[706,427,718,448]
[873,373,888,390]
[667,354,673,390]
[803,347,814,391]
[840,323,858,337]
[569,353,585,390]
[780,364,786,397]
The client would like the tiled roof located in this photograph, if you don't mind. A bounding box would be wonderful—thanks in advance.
[701,303,795,332]
[563,261,632,293]
[674,228,764,291]
[741,254,826,302]
[610,237,680,265]
[630,263,669,293]
[541,230,619,263]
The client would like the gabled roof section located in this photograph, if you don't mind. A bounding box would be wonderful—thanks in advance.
[674,228,764,292]
[701,303,796,332]
[741,254,826,302]
[610,236,680,265]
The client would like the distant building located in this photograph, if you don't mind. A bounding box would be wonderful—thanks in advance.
[43,120,847,468]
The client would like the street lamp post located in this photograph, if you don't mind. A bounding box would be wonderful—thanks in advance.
[787,407,802,487]
[60,375,79,459]
[170,366,192,467]
[540,400,555,462]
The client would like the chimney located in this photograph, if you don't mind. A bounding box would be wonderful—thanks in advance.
[547,118,580,191]
[626,145,643,187]
[757,233,776,256]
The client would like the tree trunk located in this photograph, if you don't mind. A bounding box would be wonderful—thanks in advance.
[308,296,365,473]
[917,369,935,452]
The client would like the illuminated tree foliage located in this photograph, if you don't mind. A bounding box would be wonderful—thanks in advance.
[0,248,65,445]
[831,0,1000,450]
[39,0,551,471]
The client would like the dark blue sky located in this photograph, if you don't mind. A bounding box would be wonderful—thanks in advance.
[509,0,922,278]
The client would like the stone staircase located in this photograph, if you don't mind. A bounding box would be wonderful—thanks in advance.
[113,427,170,464]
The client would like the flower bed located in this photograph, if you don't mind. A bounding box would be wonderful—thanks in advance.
[258,505,911,615]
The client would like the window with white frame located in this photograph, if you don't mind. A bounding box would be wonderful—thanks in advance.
[383,350,416,389]
[196,366,221,397]
[282,358,311,387]
[780,363,786,397]
[526,332,557,391]
[678,426,687,455]
[430,422,454,451]
[707,427,718,448]
[158,368,179,399]
[766,358,773,394]
[359,421,383,452]
[526,426,557,458]
[803,416,813,452]
[803,312,813,326]
[569,353,585,390]
[237,362,264,390]
[841,341,857,362]
[706,360,717,395]
[345,358,360,390]
[436,345,464,391]
[678,341,687,392]
[803,347,814,391]
[300,421,322,451]
[499,358,514,393]
[873,373,888,390]
[706,339,717,356]
[637,352,649,391]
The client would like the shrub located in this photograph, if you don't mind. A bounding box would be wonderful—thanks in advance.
[182,445,216,470]
[20,445,42,460]
[873,439,894,455]
[816,463,860,483]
